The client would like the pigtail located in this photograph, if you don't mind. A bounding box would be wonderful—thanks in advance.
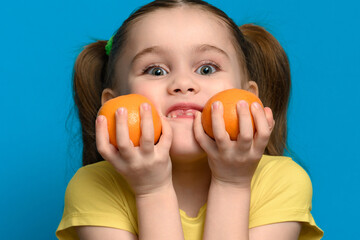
[73,40,108,166]
[240,24,291,156]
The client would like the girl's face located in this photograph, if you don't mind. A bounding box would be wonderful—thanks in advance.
[113,7,251,161]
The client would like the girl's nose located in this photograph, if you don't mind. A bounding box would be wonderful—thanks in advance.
[167,75,200,95]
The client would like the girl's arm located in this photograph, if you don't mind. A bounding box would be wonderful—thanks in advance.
[204,178,251,239]
[249,222,301,239]
[135,184,184,240]
[195,101,300,239]
[76,185,183,240]
[204,179,301,240]
[77,227,138,240]
[79,104,184,240]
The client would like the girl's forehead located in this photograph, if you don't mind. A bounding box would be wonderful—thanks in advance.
[125,7,235,53]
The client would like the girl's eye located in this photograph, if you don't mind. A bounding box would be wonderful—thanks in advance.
[145,66,168,76]
[196,64,217,75]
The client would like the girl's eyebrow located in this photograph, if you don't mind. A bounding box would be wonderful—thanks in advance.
[131,46,165,65]
[193,44,230,60]
[131,44,229,65]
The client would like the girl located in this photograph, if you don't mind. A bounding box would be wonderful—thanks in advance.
[56,0,323,239]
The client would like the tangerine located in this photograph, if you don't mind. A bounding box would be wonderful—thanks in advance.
[201,88,263,140]
[98,94,162,147]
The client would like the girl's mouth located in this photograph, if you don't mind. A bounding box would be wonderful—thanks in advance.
[167,109,200,119]
[166,103,203,119]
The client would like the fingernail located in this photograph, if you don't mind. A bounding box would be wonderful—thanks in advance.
[97,115,105,123]
[196,111,201,117]
[117,107,126,115]
[141,103,151,111]
[252,102,260,109]
[212,101,221,110]
[239,100,248,108]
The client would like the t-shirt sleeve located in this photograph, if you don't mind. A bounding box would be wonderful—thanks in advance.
[249,156,324,240]
[56,162,138,240]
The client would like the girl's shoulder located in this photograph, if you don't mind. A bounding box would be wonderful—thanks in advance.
[251,154,313,219]
[67,160,133,199]
[57,161,138,239]
[63,161,136,216]
[251,154,313,210]
[250,155,324,238]
[254,155,310,184]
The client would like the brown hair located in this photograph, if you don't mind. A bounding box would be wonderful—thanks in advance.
[72,0,291,166]
[73,41,107,165]
[240,24,291,156]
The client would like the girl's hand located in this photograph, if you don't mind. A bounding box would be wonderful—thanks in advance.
[96,103,173,196]
[194,100,275,188]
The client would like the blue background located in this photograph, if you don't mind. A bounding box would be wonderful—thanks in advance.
[1,0,359,239]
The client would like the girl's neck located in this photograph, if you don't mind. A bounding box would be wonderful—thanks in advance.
[171,156,211,217]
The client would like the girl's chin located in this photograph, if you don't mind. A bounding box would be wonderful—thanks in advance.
[169,134,206,161]
[166,120,207,159]
[169,147,207,163]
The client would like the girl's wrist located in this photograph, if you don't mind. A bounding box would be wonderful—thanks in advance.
[135,179,184,240]
[134,180,175,199]
[210,175,252,190]
[204,175,251,239]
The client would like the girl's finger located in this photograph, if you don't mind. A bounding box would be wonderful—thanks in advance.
[251,104,272,152]
[95,115,120,162]
[155,116,172,153]
[193,111,217,156]
[139,103,155,154]
[264,107,275,131]
[236,100,253,150]
[115,107,134,159]
[211,101,231,150]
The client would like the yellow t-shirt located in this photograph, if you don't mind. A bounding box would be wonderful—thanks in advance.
[56,155,323,239]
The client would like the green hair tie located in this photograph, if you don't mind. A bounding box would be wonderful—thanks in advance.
[105,35,114,56]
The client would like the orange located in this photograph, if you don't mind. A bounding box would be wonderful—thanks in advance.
[98,94,162,147]
[201,88,263,140]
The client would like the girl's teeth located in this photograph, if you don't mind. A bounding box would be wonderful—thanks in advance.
[167,109,198,118]
[167,112,178,118]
